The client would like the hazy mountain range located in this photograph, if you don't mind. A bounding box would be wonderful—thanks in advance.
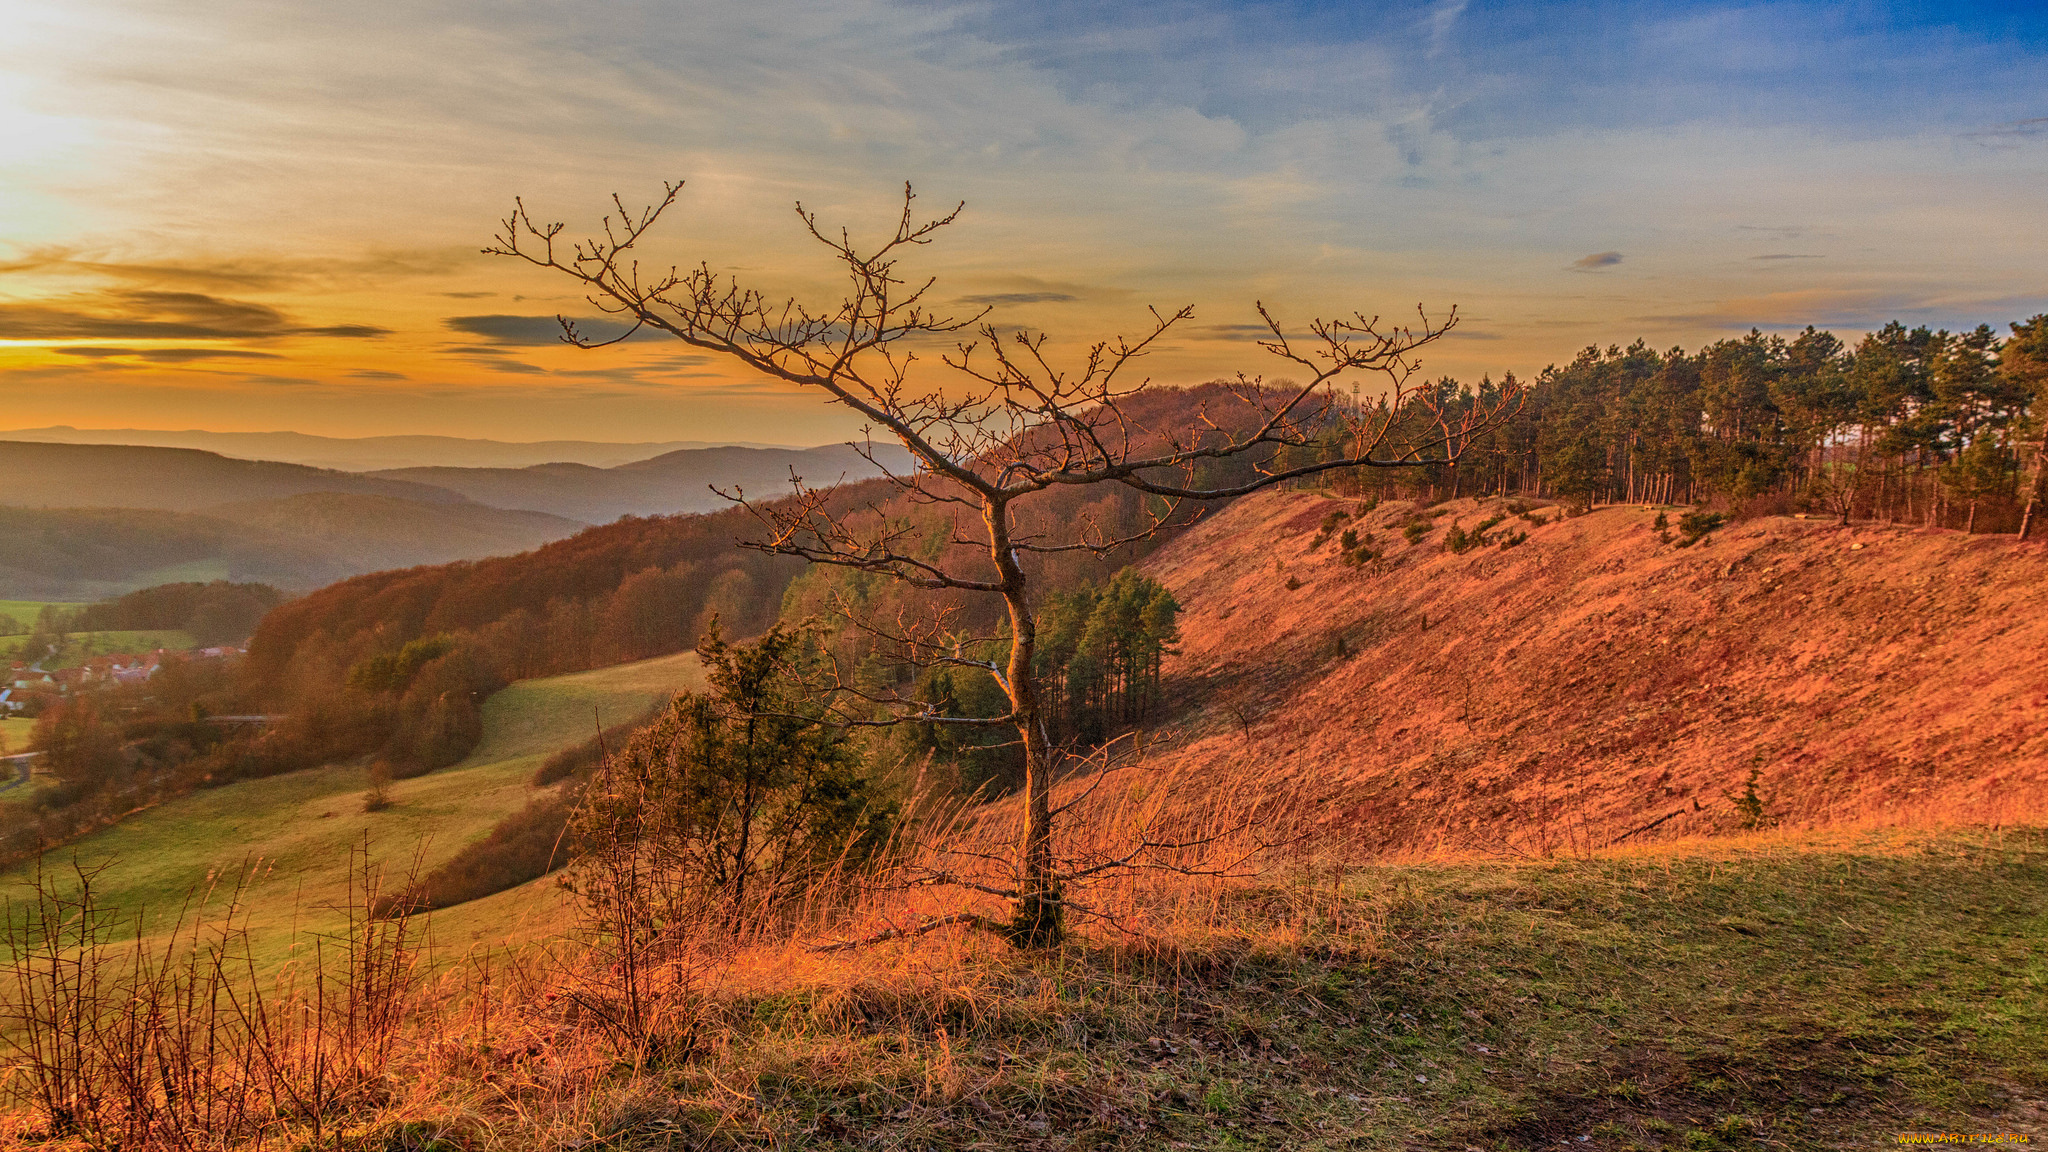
[0,425,796,472]
[0,441,468,512]
[369,443,912,522]
[0,438,911,598]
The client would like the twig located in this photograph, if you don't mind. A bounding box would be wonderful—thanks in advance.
[1603,807,1687,849]
[810,911,995,953]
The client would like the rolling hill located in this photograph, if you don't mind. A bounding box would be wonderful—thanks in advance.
[0,499,585,599]
[368,442,918,522]
[1139,490,2048,854]
[204,492,583,572]
[0,506,350,599]
[0,440,466,511]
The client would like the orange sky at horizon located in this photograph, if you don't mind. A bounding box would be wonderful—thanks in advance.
[3,0,2043,446]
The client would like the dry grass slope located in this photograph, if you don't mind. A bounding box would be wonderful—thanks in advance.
[1145,491,2048,855]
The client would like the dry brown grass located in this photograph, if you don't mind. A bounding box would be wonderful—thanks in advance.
[3,755,2042,1151]
[0,758,1315,1149]
[1146,489,2048,859]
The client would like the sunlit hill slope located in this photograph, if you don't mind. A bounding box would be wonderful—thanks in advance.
[1141,490,2048,854]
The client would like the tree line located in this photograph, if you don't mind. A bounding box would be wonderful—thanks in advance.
[1287,315,2048,532]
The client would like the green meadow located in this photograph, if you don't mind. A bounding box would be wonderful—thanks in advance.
[0,650,702,973]
[0,601,85,635]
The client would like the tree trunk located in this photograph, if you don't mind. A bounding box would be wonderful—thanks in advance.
[2021,435,2048,540]
[991,499,1062,947]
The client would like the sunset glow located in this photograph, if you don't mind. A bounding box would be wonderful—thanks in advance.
[2,0,2044,443]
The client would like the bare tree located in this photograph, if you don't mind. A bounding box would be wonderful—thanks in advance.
[489,181,1522,945]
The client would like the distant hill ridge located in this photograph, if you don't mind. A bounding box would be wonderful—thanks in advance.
[2,438,916,524]
[0,426,798,471]
[0,441,469,511]
[370,442,916,522]
[0,438,916,596]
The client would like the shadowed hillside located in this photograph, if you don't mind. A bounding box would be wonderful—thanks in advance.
[1143,490,2048,854]
[0,498,586,599]
[0,506,349,598]
[205,492,583,570]
[0,441,466,510]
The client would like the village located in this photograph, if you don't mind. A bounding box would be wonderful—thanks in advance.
[1,644,245,715]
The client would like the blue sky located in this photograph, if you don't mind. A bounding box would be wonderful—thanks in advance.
[0,0,2043,440]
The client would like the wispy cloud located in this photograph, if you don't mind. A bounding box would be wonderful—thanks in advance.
[956,292,1078,306]
[1570,252,1624,271]
[1424,0,1468,58]
[1960,117,2048,147]
[55,346,285,362]
[0,291,388,340]
[444,314,663,346]
[0,246,464,292]
[3,0,2046,440]
[1631,288,1936,330]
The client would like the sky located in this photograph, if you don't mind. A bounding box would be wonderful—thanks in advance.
[1,0,2044,445]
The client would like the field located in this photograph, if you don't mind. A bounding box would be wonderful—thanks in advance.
[0,717,32,756]
[0,649,702,974]
[16,823,2038,1149]
[0,644,2040,1146]
[0,600,84,634]
[579,828,2040,1149]
[42,629,198,668]
[0,598,195,669]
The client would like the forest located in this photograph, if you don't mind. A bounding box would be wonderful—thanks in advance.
[1306,316,2048,529]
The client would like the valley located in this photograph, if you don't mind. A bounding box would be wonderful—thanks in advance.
[0,439,908,597]
[7,7,2045,1146]
[0,651,701,975]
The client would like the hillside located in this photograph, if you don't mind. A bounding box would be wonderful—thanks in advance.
[368,442,917,522]
[0,440,465,511]
[0,506,350,599]
[1141,491,2048,854]
[204,492,583,571]
[0,499,583,599]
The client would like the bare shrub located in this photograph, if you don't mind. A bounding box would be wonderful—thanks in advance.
[0,844,427,1148]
